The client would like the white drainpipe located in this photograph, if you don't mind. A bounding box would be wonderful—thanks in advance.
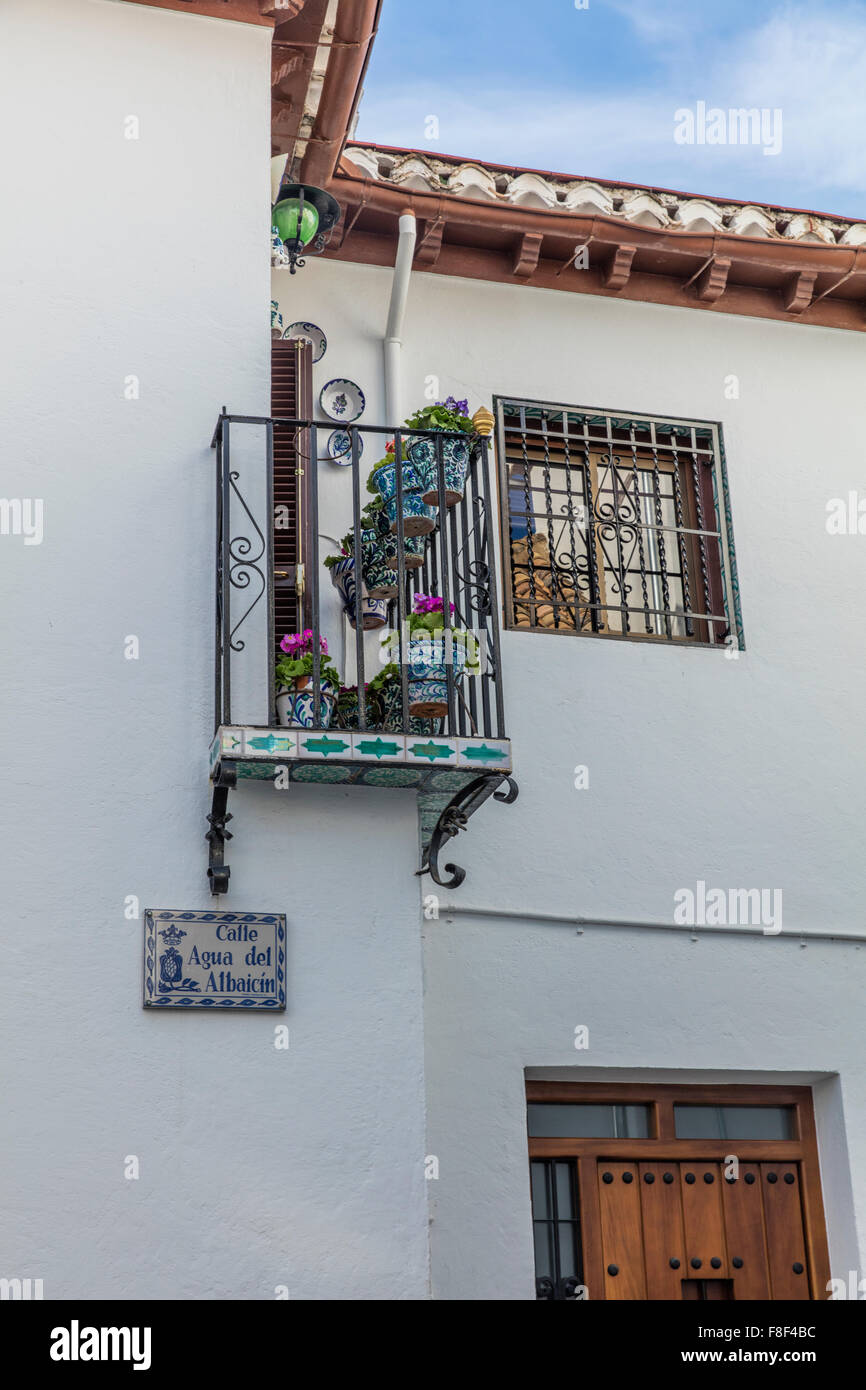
[383,211,417,426]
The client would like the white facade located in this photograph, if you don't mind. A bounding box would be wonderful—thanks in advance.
[2,0,864,1300]
[274,257,866,1297]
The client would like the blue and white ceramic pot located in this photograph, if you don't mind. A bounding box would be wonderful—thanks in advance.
[334,688,361,730]
[360,527,398,598]
[330,558,387,630]
[406,633,470,717]
[381,529,427,571]
[371,460,437,536]
[276,675,336,728]
[383,491,438,538]
[379,680,442,734]
[406,431,471,507]
[335,687,387,731]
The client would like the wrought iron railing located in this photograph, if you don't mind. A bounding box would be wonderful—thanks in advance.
[496,397,741,649]
[210,412,507,741]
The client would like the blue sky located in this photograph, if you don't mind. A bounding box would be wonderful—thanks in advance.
[355,0,866,219]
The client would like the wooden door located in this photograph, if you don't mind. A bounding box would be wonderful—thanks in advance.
[593,1158,813,1300]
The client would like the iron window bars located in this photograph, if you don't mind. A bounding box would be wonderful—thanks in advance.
[495,397,741,648]
[532,1160,584,1300]
[211,412,507,740]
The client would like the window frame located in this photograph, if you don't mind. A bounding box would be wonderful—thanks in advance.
[495,395,743,650]
[526,1081,830,1299]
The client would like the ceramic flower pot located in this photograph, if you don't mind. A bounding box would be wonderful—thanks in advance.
[381,529,427,571]
[330,558,387,630]
[405,632,470,717]
[276,675,336,728]
[379,680,442,734]
[383,491,438,538]
[371,460,437,536]
[271,300,283,338]
[334,688,384,731]
[360,527,398,599]
[334,689,361,730]
[406,431,471,507]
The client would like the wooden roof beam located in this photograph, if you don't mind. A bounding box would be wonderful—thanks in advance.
[603,244,637,291]
[512,231,543,278]
[695,255,732,302]
[783,268,819,314]
[415,219,445,268]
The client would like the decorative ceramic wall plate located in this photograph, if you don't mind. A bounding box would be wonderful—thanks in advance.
[320,378,365,423]
[271,300,283,338]
[283,320,327,362]
[271,230,289,268]
[326,429,363,465]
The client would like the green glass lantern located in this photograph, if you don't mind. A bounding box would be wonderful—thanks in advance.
[272,197,319,248]
[271,182,342,275]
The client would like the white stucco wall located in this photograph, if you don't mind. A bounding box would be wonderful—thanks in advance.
[0,0,428,1300]
[0,0,861,1303]
[274,254,866,1297]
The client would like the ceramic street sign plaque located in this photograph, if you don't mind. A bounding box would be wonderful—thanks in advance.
[143,910,286,1010]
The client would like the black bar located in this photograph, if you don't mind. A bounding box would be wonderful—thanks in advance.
[214,415,224,731]
[540,415,561,629]
[351,431,366,729]
[518,406,537,624]
[579,419,603,632]
[435,434,456,735]
[427,524,439,597]
[478,437,506,738]
[668,428,695,637]
[603,412,630,635]
[468,450,492,738]
[458,467,478,735]
[648,422,673,640]
[310,424,321,719]
[560,412,584,632]
[393,429,409,733]
[221,417,232,724]
[448,496,466,737]
[627,423,653,635]
[688,424,712,643]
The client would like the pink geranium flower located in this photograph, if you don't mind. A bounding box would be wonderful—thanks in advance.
[279,629,328,657]
[412,594,455,616]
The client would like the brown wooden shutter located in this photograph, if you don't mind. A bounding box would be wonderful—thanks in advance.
[271,338,313,655]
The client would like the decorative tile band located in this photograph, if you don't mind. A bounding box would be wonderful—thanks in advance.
[457,738,511,768]
[211,727,512,774]
[406,737,457,766]
[351,733,405,762]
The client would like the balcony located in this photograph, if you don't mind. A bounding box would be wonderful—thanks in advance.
[206,410,517,895]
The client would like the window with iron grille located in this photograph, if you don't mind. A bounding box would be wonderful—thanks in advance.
[496,398,741,647]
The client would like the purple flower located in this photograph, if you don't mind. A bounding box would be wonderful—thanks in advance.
[412,593,455,616]
[280,629,328,656]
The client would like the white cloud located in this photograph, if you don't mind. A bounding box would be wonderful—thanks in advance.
[605,0,709,46]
